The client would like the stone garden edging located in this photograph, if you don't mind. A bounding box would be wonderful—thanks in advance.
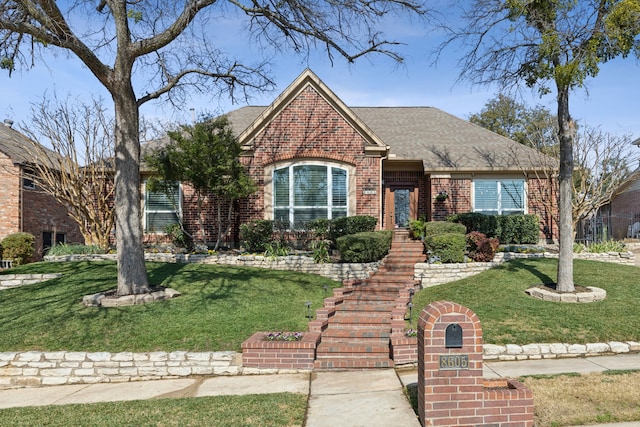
[0,274,62,290]
[3,340,639,389]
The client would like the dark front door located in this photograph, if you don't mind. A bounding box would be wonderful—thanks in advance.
[384,186,418,229]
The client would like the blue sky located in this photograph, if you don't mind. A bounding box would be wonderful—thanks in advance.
[1,6,639,138]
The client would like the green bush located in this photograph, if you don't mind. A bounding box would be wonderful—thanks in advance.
[424,233,466,263]
[447,212,497,236]
[408,219,427,240]
[240,220,274,253]
[1,232,35,265]
[448,212,540,244]
[46,243,105,256]
[336,231,392,263]
[328,216,377,243]
[495,215,540,244]
[0,243,3,260]
[584,240,626,253]
[423,221,466,238]
[165,223,191,249]
[466,231,500,262]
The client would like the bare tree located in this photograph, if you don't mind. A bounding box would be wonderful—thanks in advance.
[441,0,640,292]
[0,0,428,295]
[21,96,115,251]
[521,126,639,235]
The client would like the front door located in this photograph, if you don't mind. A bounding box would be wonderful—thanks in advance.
[384,186,418,229]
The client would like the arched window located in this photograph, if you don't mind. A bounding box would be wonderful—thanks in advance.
[273,164,348,227]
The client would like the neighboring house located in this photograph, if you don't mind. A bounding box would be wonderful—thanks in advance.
[142,69,555,246]
[599,168,640,240]
[0,120,83,259]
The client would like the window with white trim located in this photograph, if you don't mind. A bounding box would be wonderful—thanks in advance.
[473,179,525,215]
[144,181,181,232]
[273,164,348,227]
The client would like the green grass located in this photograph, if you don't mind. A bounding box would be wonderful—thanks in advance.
[410,258,640,345]
[0,261,339,352]
[0,393,307,426]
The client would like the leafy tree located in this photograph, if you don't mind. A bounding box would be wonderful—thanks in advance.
[469,93,558,153]
[20,96,115,251]
[442,0,640,292]
[145,117,256,250]
[0,0,427,295]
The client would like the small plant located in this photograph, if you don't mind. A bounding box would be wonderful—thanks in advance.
[1,232,35,266]
[264,332,303,341]
[165,223,190,249]
[466,231,500,262]
[405,328,417,337]
[435,190,449,201]
[584,240,626,253]
[46,243,105,256]
[311,239,331,263]
[264,240,289,258]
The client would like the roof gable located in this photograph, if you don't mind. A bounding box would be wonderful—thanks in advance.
[235,69,388,154]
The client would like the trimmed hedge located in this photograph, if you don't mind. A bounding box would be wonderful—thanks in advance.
[1,232,35,265]
[423,221,466,238]
[424,233,466,263]
[328,216,377,243]
[336,231,392,263]
[448,212,540,244]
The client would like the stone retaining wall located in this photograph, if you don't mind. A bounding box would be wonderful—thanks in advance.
[0,274,62,290]
[0,351,241,389]
[415,251,635,288]
[45,254,379,282]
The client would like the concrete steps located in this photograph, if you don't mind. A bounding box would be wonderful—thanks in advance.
[314,230,423,369]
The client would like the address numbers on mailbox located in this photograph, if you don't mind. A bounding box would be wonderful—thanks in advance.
[438,354,469,370]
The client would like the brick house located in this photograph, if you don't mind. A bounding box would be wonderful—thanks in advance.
[142,69,555,246]
[0,120,83,259]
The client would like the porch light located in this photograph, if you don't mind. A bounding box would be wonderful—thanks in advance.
[407,302,414,325]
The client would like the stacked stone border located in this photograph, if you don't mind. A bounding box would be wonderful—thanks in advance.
[0,274,62,290]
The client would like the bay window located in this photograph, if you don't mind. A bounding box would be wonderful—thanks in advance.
[273,164,348,227]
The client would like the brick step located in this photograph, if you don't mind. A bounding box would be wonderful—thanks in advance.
[320,328,390,339]
[316,340,389,354]
[330,311,391,323]
[337,302,394,312]
[343,294,397,303]
[314,358,394,369]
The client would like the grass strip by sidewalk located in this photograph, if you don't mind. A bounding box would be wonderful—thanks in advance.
[0,261,339,352]
[0,393,307,427]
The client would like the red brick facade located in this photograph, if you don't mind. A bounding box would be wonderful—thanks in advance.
[0,153,83,259]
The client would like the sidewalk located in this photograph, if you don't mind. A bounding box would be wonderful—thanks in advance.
[1,353,640,426]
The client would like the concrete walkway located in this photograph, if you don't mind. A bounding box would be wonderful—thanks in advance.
[1,354,640,426]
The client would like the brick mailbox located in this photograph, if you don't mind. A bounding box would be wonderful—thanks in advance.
[417,301,533,427]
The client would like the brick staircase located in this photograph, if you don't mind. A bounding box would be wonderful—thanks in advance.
[312,230,425,369]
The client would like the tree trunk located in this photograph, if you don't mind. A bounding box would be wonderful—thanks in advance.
[113,80,150,296]
[556,85,575,293]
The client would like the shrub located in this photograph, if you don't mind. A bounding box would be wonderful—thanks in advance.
[495,215,540,244]
[328,216,377,243]
[240,220,274,253]
[305,219,331,240]
[46,243,105,256]
[408,219,427,240]
[449,212,540,244]
[466,231,500,262]
[584,240,626,253]
[165,223,191,249]
[1,232,35,265]
[336,231,392,263]
[447,212,497,236]
[424,233,466,263]
[423,221,466,238]
[0,243,3,260]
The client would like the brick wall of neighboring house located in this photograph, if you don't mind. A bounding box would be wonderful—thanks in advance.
[0,155,21,239]
[238,85,383,228]
[21,185,84,259]
[527,176,557,240]
[0,155,83,259]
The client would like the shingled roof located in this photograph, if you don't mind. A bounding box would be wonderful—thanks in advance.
[0,122,62,168]
[225,105,551,172]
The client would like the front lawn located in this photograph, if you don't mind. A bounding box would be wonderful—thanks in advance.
[411,258,640,344]
[0,261,339,352]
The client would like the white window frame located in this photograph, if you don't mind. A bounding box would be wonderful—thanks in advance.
[272,162,349,227]
[473,178,526,215]
[143,180,182,233]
